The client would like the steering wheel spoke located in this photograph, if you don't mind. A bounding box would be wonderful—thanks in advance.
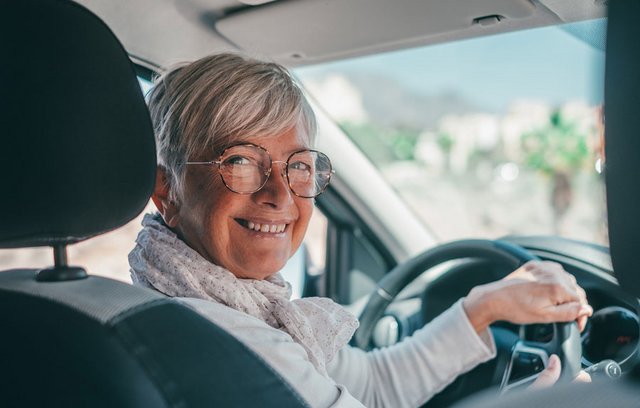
[502,322,581,393]
[501,340,550,392]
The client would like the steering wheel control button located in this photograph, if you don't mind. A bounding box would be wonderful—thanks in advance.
[584,359,622,380]
[510,351,545,382]
[607,362,622,378]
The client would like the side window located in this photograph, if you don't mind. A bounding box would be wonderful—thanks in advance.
[305,209,329,274]
[347,228,387,302]
[280,201,393,306]
[279,209,328,299]
[326,220,392,305]
[0,203,152,281]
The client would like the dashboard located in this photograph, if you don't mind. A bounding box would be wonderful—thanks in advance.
[582,306,639,367]
[521,305,640,369]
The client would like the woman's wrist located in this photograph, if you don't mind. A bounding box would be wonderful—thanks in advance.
[463,284,497,334]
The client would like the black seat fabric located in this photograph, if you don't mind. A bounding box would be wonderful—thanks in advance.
[0,1,307,406]
[605,0,640,297]
[0,270,307,407]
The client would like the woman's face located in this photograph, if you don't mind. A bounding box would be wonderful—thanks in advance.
[172,127,314,280]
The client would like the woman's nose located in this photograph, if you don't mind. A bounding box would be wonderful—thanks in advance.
[253,161,293,207]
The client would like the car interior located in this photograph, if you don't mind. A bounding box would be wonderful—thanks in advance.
[1,0,639,407]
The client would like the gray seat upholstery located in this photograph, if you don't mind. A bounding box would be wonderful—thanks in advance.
[0,1,307,406]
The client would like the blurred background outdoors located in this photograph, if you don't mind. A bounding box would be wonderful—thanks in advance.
[296,18,607,245]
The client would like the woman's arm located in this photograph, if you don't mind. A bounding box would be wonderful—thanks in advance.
[328,300,495,408]
[328,260,591,407]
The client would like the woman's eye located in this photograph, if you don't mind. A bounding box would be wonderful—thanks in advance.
[225,155,253,166]
[290,161,312,172]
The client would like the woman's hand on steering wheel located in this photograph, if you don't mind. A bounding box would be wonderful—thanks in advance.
[530,355,592,389]
[462,260,593,336]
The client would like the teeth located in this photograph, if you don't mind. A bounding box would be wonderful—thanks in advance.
[244,221,286,234]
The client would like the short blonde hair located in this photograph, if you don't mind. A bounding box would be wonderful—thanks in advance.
[147,53,317,201]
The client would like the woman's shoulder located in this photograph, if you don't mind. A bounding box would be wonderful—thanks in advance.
[173,297,292,340]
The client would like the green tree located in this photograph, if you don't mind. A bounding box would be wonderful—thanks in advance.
[436,131,454,171]
[521,109,594,232]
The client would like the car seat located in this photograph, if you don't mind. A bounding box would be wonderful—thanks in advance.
[0,1,307,407]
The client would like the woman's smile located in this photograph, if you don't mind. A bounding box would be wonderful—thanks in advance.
[235,218,290,235]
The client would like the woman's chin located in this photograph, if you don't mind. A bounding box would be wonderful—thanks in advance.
[230,260,286,280]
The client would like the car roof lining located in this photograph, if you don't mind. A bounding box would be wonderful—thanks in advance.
[73,0,606,70]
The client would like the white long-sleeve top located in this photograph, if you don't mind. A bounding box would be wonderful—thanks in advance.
[178,297,496,408]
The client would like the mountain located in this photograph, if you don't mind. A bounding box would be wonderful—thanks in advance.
[344,72,487,130]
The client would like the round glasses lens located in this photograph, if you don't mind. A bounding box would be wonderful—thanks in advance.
[287,150,332,197]
[218,145,270,193]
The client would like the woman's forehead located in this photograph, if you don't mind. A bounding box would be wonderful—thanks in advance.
[227,128,311,152]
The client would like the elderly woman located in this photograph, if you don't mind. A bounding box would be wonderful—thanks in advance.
[129,53,592,407]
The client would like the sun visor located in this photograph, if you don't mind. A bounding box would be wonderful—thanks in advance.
[215,0,538,65]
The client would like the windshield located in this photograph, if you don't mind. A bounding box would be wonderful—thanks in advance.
[295,19,607,246]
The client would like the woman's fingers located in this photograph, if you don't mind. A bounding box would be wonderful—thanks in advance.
[576,304,593,331]
[543,301,582,322]
[577,314,588,331]
[574,278,593,331]
[552,271,592,330]
[528,355,591,391]
[542,300,593,322]
[529,355,592,391]
[544,273,592,330]
[530,354,561,389]
[574,370,592,383]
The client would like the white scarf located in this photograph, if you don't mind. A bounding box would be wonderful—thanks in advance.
[128,213,358,376]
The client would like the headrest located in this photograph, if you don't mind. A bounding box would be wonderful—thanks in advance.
[0,0,156,248]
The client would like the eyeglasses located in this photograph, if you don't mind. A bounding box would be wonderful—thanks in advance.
[185,143,334,198]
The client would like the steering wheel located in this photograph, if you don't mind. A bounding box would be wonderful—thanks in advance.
[353,239,582,401]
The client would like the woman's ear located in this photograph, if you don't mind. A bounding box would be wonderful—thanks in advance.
[151,166,180,227]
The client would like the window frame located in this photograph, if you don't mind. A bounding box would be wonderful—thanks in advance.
[316,184,397,305]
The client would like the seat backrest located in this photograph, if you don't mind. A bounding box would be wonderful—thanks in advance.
[0,269,307,407]
[605,0,640,298]
[0,1,307,406]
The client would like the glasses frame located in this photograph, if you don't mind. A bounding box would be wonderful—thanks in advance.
[185,143,335,198]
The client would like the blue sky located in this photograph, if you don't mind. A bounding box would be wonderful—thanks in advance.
[296,19,606,113]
